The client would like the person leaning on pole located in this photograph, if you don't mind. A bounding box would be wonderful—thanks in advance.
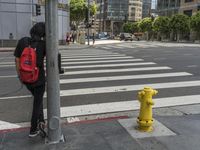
[14,22,46,138]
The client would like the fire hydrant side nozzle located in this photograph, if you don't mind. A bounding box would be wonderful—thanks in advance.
[137,87,158,132]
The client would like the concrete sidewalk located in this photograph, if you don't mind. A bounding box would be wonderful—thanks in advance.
[0,44,88,52]
[1,104,200,150]
[0,40,123,52]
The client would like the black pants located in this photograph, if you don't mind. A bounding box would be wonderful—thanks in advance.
[26,84,45,131]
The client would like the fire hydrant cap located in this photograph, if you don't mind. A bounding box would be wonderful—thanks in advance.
[144,87,152,92]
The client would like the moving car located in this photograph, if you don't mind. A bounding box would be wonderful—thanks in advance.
[119,33,133,41]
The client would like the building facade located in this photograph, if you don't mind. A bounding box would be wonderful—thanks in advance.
[0,0,70,47]
[157,0,200,17]
[157,0,181,16]
[96,0,142,35]
[128,0,142,21]
[142,0,151,18]
[96,0,128,34]
[179,0,200,16]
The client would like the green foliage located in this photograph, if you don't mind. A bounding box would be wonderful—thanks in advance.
[170,14,190,34]
[138,18,153,32]
[190,11,200,38]
[90,2,97,16]
[132,22,139,33]
[122,22,132,33]
[70,0,87,23]
[122,22,140,33]
[153,16,170,34]
[70,0,97,25]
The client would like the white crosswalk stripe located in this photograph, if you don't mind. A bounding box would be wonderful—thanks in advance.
[101,46,112,50]
[46,95,200,117]
[0,64,14,67]
[61,66,172,75]
[97,42,162,50]
[61,56,133,61]
[62,59,143,65]
[61,53,123,58]
[60,72,191,84]
[59,80,200,97]
[62,54,126,59]
[63,62,156,69]
[0,80,199,100]
[0,62,14,65]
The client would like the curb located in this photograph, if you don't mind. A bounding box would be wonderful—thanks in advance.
[0,115,128,134]
[0,45,92,52]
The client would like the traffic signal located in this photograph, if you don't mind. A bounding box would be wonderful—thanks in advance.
[86,23,91,28]
[36,4,41,16]
[85,8,89,23]
[91,17,95,25]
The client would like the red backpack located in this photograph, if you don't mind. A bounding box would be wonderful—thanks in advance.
[19,46,39,83]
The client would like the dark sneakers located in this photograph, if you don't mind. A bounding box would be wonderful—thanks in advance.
[29,122,46,138]
[38,122,47,138]
[29,129,39,138]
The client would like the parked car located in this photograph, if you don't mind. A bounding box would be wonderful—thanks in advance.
[98,32,110,39]
[133,32,143,41]
[119,33,133,41]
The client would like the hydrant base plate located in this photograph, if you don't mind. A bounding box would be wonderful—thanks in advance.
[137,126,153,132]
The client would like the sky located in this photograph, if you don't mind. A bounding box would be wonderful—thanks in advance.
[151,0,157,9]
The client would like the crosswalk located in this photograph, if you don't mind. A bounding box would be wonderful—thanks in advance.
[48,49,200,116]
[0,48,200,127]
[97,42,159,50]
[96,41,200,50]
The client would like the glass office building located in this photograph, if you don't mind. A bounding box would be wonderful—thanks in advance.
[107,0,129,21]
[157,0,181,16]
[96,0,129,34]
[157,0,200,17]
[142,0,152,18]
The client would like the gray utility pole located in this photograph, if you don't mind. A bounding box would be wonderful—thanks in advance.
[45,0,64,144]
[87,0,90,45]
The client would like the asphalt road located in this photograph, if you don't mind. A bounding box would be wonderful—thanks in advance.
[0,41,200,124]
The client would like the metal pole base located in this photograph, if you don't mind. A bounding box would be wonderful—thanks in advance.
[45,134,66,145]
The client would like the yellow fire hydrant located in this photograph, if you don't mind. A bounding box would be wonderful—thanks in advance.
[137,87,158,132]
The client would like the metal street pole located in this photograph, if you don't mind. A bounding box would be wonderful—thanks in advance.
[45,0,64,144]
[87,0,90,45]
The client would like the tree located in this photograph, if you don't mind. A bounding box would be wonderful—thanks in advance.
[132,22,139,34]
[138,17,153,40]
[190,11,200,40]
[70,0,97,30]
[89,2,97,16]
[170,14,190,41]
[122,22,132,33]
[70,0,87,29]
[153,16,170,40]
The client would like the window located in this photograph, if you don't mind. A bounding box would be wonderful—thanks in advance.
[185,0,193,3]
[198,5,200,11]
[184,10,192,16]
